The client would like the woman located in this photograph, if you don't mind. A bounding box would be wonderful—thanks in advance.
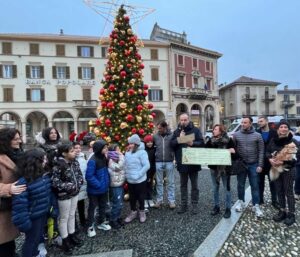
[206,124,235,219]
[266,120,300,226]
[0,128,26,257]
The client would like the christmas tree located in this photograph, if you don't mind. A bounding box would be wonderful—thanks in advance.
[94,5,155,150]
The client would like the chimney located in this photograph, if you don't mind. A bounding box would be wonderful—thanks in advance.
[59,29,64,36]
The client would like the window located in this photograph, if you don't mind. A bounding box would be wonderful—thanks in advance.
[3,88,13,102]
[296,94,300,103]
[77,46,94,57]
[205,61,211,72]
[193,77,199,88]
[297,106,300,115]
[179,74,185,87]
[151,68,159,81]
[30,43,39,55]
[178,55,184,66]
[2,42,12,54]
[193,58,197,68]
[0,65,17,78]
[56,44,65,56]
[82,88,91,100]
[57,88,66,102]
[150,49,158,60]
[78,67,95,79]
[206,79,212,90]
[52,66,70,79]
[101,47,107,58]
[26,65,44,79]
[26,88,45,102]
[148,89,163,101]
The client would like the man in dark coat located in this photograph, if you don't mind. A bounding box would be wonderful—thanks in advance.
[170,113,204,214]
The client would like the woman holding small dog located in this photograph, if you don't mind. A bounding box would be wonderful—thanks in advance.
[266,120,300,226]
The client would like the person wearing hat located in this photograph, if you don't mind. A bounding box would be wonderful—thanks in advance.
[266,120,300,226]
[107,144,125,229]
[124,134,150,223]
[85,140,111,237]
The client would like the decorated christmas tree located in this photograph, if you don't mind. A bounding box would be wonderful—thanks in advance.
[94,5,155,150]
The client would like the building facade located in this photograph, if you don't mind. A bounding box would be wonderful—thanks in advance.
[0,33,170,143]
[150,23,222,132]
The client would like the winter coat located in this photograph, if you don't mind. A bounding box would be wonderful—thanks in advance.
[108,154,125,187]
[12,174,51,232]
[233,127,264,168]
[153,131,174,162]
[144,145,156,174]
[76,152,87,201]
[170,122,204,173]
[52,158,83,200]
[125,143,150,184]
[0,155,19,244]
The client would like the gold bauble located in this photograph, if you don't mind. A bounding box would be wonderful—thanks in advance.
[119,92,124,97]
[105,136,112,143]
[136,116,142,123]
[120,122,128,129]
[120,102,127,109]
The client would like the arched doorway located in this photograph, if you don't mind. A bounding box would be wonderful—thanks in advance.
[190,104,202,128]
[25,111,48,144]
[78,110,97,133]
[0,112,21,130]
[53,111,74,140]
[176,103,188,123]
[204,105,214,130]
[151,110,165,126]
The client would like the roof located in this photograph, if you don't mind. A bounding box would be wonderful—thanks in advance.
[219,76,280,90]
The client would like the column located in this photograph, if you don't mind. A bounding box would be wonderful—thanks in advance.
[21,122,27,144]
[48,120,53,127]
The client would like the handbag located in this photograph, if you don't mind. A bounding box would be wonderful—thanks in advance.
[229,158,248,176]
[0,197,12,211]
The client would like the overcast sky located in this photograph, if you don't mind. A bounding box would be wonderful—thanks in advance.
[1,0,300,89]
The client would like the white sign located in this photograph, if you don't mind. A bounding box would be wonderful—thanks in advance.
[26,79,51,85]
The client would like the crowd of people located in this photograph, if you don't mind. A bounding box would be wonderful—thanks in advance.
[0,114,299,257]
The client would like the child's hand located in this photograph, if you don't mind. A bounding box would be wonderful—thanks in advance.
[10,182,26,195]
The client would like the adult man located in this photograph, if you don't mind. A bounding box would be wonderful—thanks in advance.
[256,116,279,208]
[233,116,264,217]
[171,113,204,214]
[153,120,175,209]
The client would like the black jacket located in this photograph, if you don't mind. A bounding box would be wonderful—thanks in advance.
[145,145,156,174]
[170,122,204,172]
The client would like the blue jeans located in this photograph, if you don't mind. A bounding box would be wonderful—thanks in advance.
[294,164,300,195]
[237,163,260,205]
[210,170,231,209]
[155,162,175,203]
[110,186,124,221]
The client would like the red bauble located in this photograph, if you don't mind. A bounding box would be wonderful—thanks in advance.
[105,75,111,81]
[143,84,149,90]
[130,36,137,43]
[143,90,148,96]
[96,119,101,126]
[114,134,120,141]
[108,48,113,53]
[137,105,143,111]
[105,119,111,126]
[127,89,135,96]
[120,70,127,77]
[131,128,137,134]
[99,88,105,95]
[107,102,114,109]
[151,112,156,118]
[108,84,115,91]
[126,114,134,122]
[134,72,140,78]
[139,129,145,135]
[101,101,107,107]
[119,40,125,46]
[126,63,132,68]
[135,53,141,59]
[149,122,154,128]
[124,16,130,22]
[148,103,154,109]
[139,63,145,69]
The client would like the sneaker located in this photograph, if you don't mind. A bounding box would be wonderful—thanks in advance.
[235,200,245,212]
[124,211,138,223]
[273,210,286,222]
[253,204,264,217]
[37,243,47,257]
[223,208,231,219]
[284,212,295,226]
[210,206,220,216]
[87,226,96,238]
[295,194,300,201]
[153,201,163,209]
[148,199,155,208]
[144,200,150,208]
[139,210,146,223]
[97,222,111,231]
[169,202,176,209]
[52,234,62,246]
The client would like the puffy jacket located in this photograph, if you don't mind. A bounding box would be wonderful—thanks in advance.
[108,154,125,187]
[153,131,174,162]
[125,143,150,184]
[12,174,51,232]
[52,158,83,200]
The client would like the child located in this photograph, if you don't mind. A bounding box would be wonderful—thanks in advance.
[143,135,156,208]
[12,148,51,257]
[73,142,87,228]
[107,144,125,229]
[124,134,150,223]
[85,140,111,237]
[52,143,83,255]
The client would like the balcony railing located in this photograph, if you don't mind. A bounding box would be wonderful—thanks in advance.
[261,94,276,102]
[187,88,211,100]
[242,94,257,102]
[73,100,98,108]
[280,100,295,108]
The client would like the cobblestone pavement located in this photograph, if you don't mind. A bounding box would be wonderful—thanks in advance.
[17,168,239,257]
[217,188,300,257]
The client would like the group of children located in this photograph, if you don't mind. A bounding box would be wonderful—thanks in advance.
[11,133,154,256]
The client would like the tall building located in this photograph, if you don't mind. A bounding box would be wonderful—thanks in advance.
[151,23,222,132]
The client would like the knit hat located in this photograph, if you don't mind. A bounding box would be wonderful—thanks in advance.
[128,134,141,145]
[144,135,153,143]
[107,150,119,161]
[277,120,290,130]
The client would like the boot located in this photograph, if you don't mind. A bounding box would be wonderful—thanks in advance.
[124,211,137,223]
[273,210,286,222]
[177,205,187,214]
[210,206,220,216]
[139,210,146,223]
[284,212,295,226]
[223,208,231,219]
[110,220,122,229]
[191,204,199,215]
[61,237,73,255]
[69,233,83,247]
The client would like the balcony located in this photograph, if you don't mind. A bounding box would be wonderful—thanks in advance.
[73,100,98,108]
[280,100,295,108]
[187,88,211,100]
[261,94,276,102]
[242,94,257,102]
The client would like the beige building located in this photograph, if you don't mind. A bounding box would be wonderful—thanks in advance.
[219,76,280,124]
[0,33,170,143]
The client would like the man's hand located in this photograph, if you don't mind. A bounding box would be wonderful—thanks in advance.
[187,141,193,146]
[256,167,262,173]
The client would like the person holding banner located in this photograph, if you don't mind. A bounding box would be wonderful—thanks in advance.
[170,113,204,214]
[206,124,235,219]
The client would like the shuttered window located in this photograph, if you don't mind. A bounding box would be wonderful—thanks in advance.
[26,66,44,78]
[79,67,94,79]
[77,46,94,57]
[56,44,65,56]
[0,65,17,78]
[179,74,185,88]
[3,88,13,102]
[57,88,66,102]
[178,55,184,66]
[82,88,91,100]
[2,42,12,54]
[150,49,158,60]
[26,88,45,101]
[151,68,159,81]
[148,89,163,101]
[30,43,39,55]
[101,47,107,58]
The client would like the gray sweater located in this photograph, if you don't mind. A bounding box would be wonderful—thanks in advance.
[153,132,174,162]
[233,127,264,168]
